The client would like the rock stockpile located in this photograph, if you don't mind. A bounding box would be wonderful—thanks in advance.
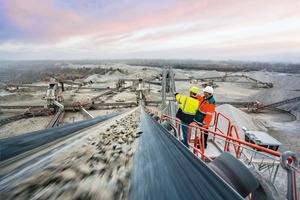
[215,104,267,139]
[3,109,141,200]
[244,88,300,111]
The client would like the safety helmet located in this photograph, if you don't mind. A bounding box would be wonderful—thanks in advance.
[190,86,198,94]
[203,86,214,94]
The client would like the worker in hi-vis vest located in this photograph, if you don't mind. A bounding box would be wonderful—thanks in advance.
[174,86,199,147]
[194,86,216,149]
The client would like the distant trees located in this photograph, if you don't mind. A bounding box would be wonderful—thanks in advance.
[0,59,299,83]
[125,59,300,73]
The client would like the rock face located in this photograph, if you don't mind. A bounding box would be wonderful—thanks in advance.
[2,109,141,200]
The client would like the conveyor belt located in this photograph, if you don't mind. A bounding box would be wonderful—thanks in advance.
[0,113,31,126]
[0,105,44,109]
[129,108,243,200]
[264,96,300,108]
[0,110,126,162]
[45,109,64,128]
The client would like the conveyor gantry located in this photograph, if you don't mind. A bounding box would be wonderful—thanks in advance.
[264,96,300,109]
[130,108,246,200]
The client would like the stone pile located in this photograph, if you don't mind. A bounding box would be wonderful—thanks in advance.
[201,70,224,78]
[3,109,141,200]
[215,104,267,139]
[244,88,300,112]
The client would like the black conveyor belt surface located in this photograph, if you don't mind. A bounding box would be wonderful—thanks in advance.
[129,108,243,200]
[0,110,126,161]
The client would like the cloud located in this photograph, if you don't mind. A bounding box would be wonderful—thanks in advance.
[1,0,300,61]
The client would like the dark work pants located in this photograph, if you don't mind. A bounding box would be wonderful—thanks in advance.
[197,124,208,149]
[181,121,189,148]
[203,129,208,149]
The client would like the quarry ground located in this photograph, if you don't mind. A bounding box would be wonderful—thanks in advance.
[0,64,299,199]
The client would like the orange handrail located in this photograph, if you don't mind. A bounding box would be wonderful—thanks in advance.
[227,124,241,158]
[214,112,231,141]
[162,115,181,137]
[144,105,282,158]
[144,105,298,199]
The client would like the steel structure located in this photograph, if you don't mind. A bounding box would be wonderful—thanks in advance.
[145,106,299,200]
[1,69,299,199]
[173,74,273,88]
[146,67,299,199]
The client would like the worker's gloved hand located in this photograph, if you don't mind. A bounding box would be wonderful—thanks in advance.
[174,92,178,96]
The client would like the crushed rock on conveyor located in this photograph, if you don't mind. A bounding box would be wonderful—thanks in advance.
[215,104,268,139]
[2,109,141,200]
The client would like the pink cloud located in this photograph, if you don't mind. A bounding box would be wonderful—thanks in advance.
[2,0,300,61]
[4,0,300,41]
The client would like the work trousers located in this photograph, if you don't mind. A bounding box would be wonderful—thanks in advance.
[203,129,208,149]
[181,121,189,148]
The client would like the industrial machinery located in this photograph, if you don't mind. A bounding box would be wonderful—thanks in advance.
[246,96,300,112]
[0,68,298,200]
[201,81,219,88]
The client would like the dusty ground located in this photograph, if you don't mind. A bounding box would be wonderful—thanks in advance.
[1,64,299,199]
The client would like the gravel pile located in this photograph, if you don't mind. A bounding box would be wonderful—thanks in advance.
[201,70,224,78]
[213,93,232,102]
[215,104,267,139]
[234,71,300,96]
[248,71,275,83]
[244,88,300,111]
[235,76,250,83]
[83,74,102,83]
[0,116,50,138]
[2,109,141,200]
[248,71,300,89]
[273,74,300,89]
[0,93,34,101]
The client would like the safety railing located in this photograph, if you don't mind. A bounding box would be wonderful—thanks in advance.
[162,115,181,137]
[227,124,241,158]
[145,105,282,158]
[214,112,231,140]
[144,105,299,200]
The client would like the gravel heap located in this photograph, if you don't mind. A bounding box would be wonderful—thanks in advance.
[244,88,300,111]
[215,104,267,139]
[248,71,275,83]
[3,109,141,200]
[235,76,250,83]
[274,74,300,89]
[235,71,300,95]
[0,93,34,101]
[83,71,123,83]
[0,83,7,88]
[201,70,224,78]
[248,71,300,89]
[83,74,102,83]
[213,93,232,102]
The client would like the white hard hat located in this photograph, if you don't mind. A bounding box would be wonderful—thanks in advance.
[203,86,214,94]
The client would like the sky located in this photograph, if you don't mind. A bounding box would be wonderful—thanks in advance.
[0,0,300,62]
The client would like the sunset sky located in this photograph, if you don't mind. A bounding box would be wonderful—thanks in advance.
[1,0,300,62]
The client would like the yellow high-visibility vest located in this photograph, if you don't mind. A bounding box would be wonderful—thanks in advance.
[176,94,199,115]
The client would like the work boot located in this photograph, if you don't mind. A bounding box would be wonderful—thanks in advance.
[197,144,207,149]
